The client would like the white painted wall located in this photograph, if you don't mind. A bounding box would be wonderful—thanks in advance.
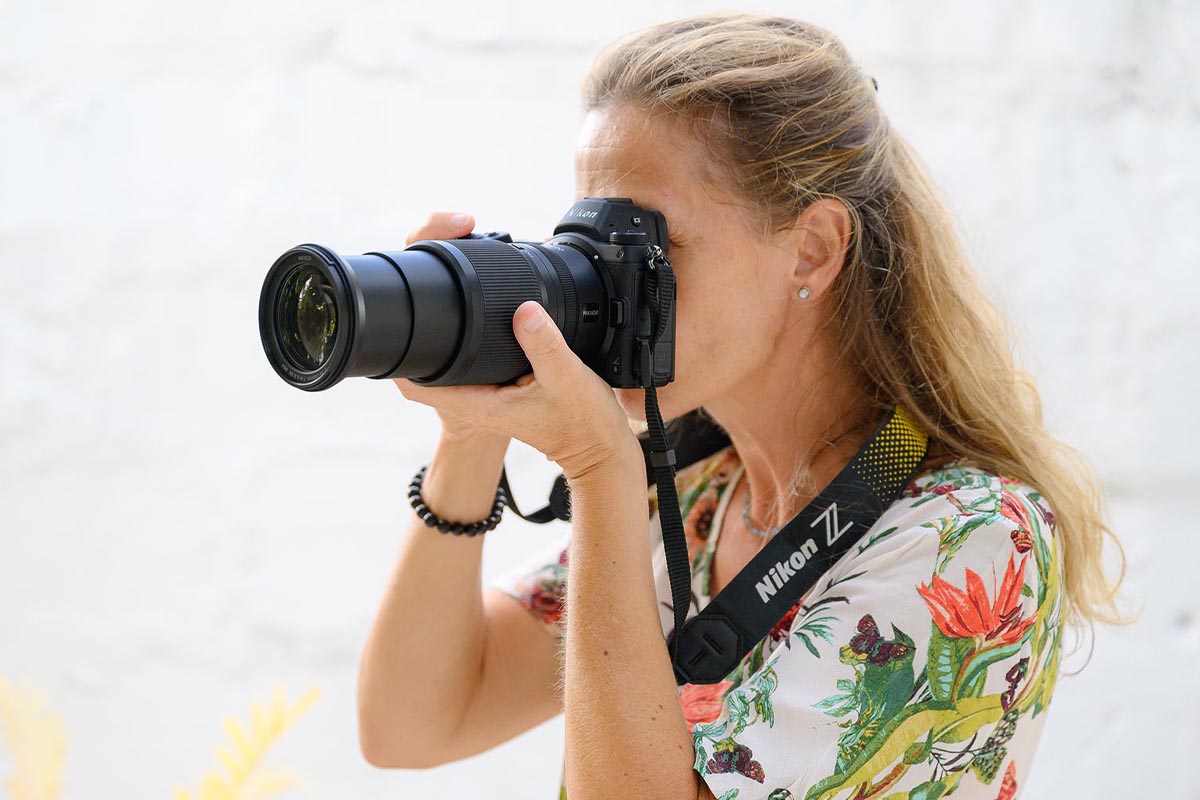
[2,1,1194,797]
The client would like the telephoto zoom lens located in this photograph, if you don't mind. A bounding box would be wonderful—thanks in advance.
[258,236,609,391]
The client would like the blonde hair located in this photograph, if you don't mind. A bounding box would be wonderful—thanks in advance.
[588,13,1130,639]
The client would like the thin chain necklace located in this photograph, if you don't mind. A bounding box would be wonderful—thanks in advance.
[740,474,782,539]
[737,412,877,539]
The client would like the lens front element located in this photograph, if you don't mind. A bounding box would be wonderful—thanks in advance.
[277,265,338,371]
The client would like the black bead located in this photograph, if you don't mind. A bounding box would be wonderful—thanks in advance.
[408,462,505,536]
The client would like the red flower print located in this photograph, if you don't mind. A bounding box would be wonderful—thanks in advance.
[685,485,720,543]
[916,552,1035,647]
[679,680,734,733]
[996,761,1018,800]
[769,599,803,642]
[527,581,564,625]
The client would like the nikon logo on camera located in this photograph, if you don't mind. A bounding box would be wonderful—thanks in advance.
[566,208,599,219]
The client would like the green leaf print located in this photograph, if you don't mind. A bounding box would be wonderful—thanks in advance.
[958,638,1028,701]
[901,732,933,765]
[930,513,1001,572]
[907,778,949,800]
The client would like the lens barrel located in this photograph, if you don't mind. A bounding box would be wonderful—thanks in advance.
[258,237,606,391]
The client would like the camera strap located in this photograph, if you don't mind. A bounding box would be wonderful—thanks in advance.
[497,245,930,686]
[635,247,930,684]
[661,406,928,683]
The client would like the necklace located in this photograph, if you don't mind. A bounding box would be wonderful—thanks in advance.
[735,413,878,540]
[740,475,781,539]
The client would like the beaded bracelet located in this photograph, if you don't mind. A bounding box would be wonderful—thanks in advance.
[407,463,508,536]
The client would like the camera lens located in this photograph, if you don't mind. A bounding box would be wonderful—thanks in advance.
[259,238,609,391]
[276,265,338,371]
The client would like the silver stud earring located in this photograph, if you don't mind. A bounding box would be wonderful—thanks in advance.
[797,286,811,300]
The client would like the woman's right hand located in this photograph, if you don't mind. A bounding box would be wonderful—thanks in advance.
[393,211,511,448]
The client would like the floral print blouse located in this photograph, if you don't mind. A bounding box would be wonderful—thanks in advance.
[488,443,1064,800]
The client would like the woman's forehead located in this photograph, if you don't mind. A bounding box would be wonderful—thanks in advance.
[573,108,696,220]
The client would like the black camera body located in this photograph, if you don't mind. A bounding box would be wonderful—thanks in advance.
[259,196,676,391]
[514,196,674,389]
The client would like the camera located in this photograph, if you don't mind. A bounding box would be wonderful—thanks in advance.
[258,197,677,392]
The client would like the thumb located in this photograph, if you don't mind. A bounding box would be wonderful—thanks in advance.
[513,301,574,387]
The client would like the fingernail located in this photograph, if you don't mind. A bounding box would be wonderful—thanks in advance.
[451,213,472,228]
[523,305,546,333]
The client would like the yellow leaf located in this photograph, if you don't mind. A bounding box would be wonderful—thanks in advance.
[241,769,298,800]
[177,685,323,800]
[0,676,68,800]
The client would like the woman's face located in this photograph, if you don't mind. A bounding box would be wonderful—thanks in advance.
[573,104,800,423]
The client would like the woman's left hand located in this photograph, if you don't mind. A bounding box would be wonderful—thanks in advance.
[395,300,643,482]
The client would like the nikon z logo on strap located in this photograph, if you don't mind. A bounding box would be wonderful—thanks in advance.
[814,501,854,546]
[755,538,818,603]
[753,502,855,604]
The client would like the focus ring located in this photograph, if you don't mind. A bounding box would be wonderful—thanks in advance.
[536,245,579,346]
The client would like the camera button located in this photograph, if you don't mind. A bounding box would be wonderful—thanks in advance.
[609,298,626,327]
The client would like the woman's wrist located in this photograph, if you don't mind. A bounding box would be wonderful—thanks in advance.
[418,434,510,525]
[562,437,646,492]
[438,427,511,450]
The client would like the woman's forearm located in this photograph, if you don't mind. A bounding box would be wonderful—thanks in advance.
[357,433,509,768]
[562,446,705,800]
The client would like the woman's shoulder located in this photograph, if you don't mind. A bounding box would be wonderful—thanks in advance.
[857,449,1060,584]
[897,452,1054,534]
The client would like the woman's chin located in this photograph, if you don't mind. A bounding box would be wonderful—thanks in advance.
[613,386,647,421]
[615,385,688,423]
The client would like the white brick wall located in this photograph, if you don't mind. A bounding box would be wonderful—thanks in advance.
[1,1,1194,796]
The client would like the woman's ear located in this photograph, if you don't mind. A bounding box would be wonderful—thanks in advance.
[790,197,852,298]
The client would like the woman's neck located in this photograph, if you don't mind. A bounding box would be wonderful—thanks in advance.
[701,338,876,532]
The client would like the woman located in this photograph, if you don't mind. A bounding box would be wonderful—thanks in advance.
[357,13,1126,800]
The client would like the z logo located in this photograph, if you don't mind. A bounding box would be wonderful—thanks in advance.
[811,502,853,546]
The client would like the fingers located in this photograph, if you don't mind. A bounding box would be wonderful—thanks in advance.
[512,301,575,393]
[404,211,475,247]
